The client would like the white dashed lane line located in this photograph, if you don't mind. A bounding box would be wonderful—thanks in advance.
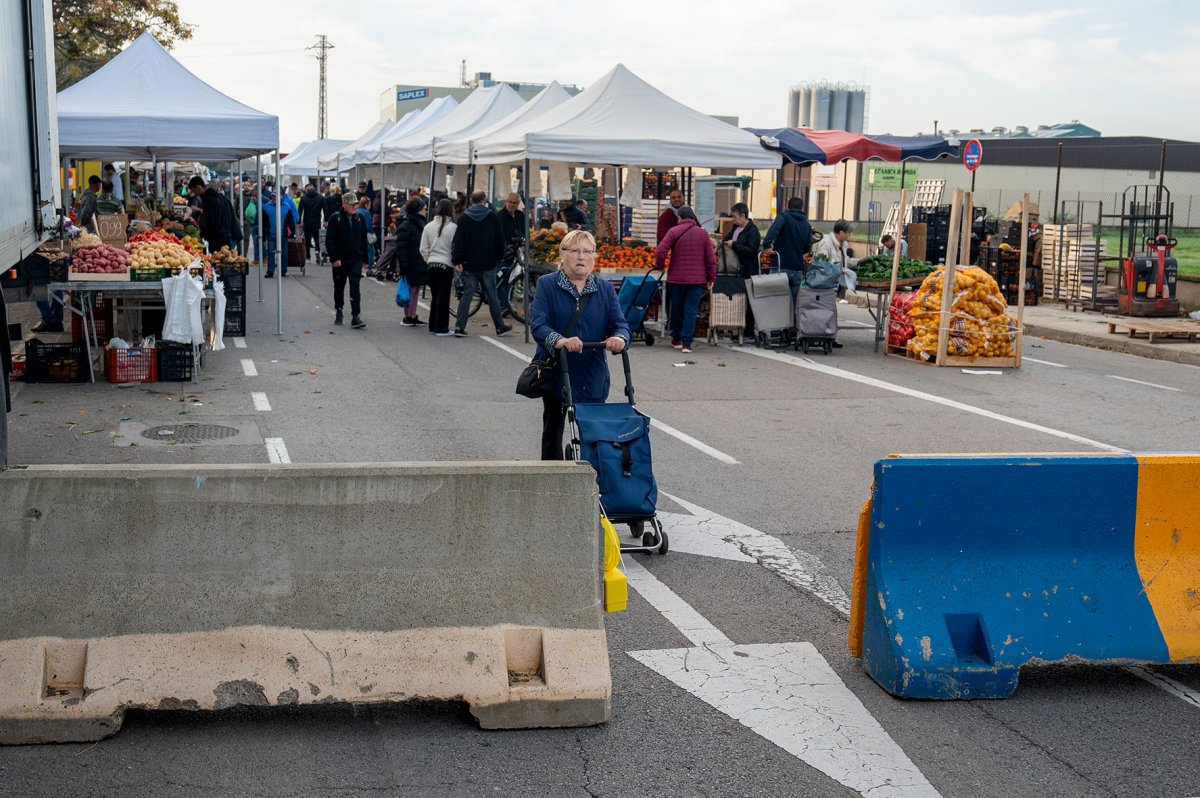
[1106,374,1182,392]
[232,337,247,349]
[264,437,291,463]
[241,359,258,377]
[252,392,272,411]
[1024,356,1069,368]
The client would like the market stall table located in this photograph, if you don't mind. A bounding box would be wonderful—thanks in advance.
[49,279,215,383]
[854,276,928,352]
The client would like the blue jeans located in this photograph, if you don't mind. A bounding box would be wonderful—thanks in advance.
[265,235,285,276]
[668,283,705,347]
[248,223,261,261]
[37,291,64,325]
[457,269,505,332]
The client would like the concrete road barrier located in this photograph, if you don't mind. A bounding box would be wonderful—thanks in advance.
[849,453,1200,699]
[0,462,610,744]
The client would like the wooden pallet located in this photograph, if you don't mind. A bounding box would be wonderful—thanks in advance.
[885,343,1017,367]
[881,179,945,240]
[1106,319,1200,343]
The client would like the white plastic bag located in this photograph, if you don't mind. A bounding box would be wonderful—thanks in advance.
[209,279,226,352]
[161,273,206,344]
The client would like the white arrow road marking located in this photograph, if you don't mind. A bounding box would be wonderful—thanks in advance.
[656,511,756,562]
[662,492,851,618]
[623,557,940,798]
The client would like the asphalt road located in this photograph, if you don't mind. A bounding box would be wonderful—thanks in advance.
[2,269,1198,798]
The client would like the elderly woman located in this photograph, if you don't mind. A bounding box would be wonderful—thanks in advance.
[530,230,631,460]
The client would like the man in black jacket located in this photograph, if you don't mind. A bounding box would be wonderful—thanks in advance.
[761,196,814,309]
[451,190,511,338]
[299,183,325,265]
[188,176,237,252]
[324,191,368,328]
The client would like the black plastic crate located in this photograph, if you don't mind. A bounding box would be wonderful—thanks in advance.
[156,341,195,381]
[223,308,246,338]
[220,272,246,293]
[25,338,89,383]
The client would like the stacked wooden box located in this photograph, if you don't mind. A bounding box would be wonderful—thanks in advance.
[630,199,670,245]
[1042,224,1109,301]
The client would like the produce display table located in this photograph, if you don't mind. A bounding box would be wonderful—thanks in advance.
[49,280,214,383]
[853,276,929,353]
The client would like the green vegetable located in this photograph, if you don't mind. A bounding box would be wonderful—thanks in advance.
[854,255,934,281]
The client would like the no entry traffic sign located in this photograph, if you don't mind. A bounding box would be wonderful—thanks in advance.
[963,139,983,171]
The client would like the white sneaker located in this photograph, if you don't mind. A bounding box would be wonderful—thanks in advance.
[681,346,693,354]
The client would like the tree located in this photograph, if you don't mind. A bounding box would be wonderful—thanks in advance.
[53,0,194,90]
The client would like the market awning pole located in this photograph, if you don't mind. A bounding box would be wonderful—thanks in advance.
[428,160,436,198]
[235,160,243,257]
[150,150,157,205]
[615,165,623,245]
[275,150,283,334]
[256,156,264,303]
[522,157,531,344]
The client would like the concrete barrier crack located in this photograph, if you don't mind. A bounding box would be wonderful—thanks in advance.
[302,632,335,686]
[575,729,601,798]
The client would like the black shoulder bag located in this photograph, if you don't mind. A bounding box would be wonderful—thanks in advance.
[516,292,591,399]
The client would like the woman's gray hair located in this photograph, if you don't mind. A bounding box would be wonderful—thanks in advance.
[677,206,698,222]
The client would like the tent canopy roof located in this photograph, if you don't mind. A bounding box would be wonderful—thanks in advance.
[749,127,958,165]
[434,82,572,165]
[57,32,279,160]
[379,84,527,165]
[348,96,460,167]
[471,64,781,168]
[281,139,353,178]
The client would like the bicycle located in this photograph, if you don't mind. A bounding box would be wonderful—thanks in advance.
[449,243,535,324]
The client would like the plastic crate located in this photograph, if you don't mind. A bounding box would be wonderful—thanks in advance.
[106,346,157,383]
[24,338,88,383]
[156,341,195,381]
[223,308,246,338]
[71,295,114,343]
[220,272,246,293]
[130,265,169,282]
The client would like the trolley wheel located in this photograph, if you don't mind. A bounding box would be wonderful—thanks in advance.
[644,333,655,347]
[564,443,579,460]
[800,339,810,354]
[654,528,670,555]
[629,520,645,538]
[823,340,833,354]
[756,332,765,348]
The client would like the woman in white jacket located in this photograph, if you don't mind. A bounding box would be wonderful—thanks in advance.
[419,198,458,336]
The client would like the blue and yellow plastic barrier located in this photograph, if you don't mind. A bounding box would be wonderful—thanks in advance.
[849,453,1200,699]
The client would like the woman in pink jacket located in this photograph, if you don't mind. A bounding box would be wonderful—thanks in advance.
[655,206,716,353]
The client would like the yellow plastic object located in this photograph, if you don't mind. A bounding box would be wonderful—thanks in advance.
[601,514,628,613]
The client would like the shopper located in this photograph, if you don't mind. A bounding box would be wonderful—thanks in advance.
[656,206,716,354]
[261,189,284,277]
[529,230,630,460]
[188,176,236,252]
[559,198,588,231]
[497,193,526,317]
[723,202,761,341]
[420,199,457,336]
[395,197,429,327]
[356,196,375,267]
[323,183,342,223]
[761,196,814,306]
[242,184,260,264]
[299,183,325,264]
[812,219,859,348]
[656,189,685,244]
[324,191,369,328]
[451,190,512,338]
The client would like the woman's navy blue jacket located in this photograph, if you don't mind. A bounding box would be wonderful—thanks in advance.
[530,271,631,403]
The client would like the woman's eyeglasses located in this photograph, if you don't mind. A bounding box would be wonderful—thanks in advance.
[561,248,596,256]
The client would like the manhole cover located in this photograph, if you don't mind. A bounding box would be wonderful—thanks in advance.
[141,424,241,443]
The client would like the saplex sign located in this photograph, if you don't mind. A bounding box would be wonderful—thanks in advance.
[396,88,429,102]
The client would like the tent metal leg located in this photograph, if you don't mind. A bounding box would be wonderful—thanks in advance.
[256,157,264,302]
[275,150,283,334]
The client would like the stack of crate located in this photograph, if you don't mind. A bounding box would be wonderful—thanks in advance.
[220,268,247,337]
[1042,224,1108,302]
[630,200,669,245]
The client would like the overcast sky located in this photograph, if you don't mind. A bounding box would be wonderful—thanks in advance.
[170,0,1197,152]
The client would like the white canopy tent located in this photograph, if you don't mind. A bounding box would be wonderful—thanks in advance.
[316,119,393,173]
[471,64,781,169]
[434,82,572,166]
[379,84,527,167]
[348,97,458,168]
[57,32,278,160]
[280,139,352,179]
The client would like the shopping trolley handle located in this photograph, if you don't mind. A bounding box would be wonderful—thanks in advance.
[556,343,635,405]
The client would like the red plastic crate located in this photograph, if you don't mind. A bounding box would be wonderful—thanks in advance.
[106,346,157,383]
[72,295,114,343]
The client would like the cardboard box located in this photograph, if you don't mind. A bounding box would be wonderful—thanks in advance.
[717,218,735,237]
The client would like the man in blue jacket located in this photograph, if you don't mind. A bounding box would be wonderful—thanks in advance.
[761,196,814,306]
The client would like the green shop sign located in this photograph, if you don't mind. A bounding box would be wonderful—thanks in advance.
[867,165,917,190]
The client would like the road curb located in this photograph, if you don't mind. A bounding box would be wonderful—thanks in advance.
[1025,322,1200,367]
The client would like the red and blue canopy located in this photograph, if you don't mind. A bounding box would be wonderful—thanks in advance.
[746,127,958,165]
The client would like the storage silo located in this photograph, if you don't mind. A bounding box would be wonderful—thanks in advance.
[787,88,801,129]
[811,85,832,130]
[798,85,812,127]
[830,88,850,132]
[847,89,866,133]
